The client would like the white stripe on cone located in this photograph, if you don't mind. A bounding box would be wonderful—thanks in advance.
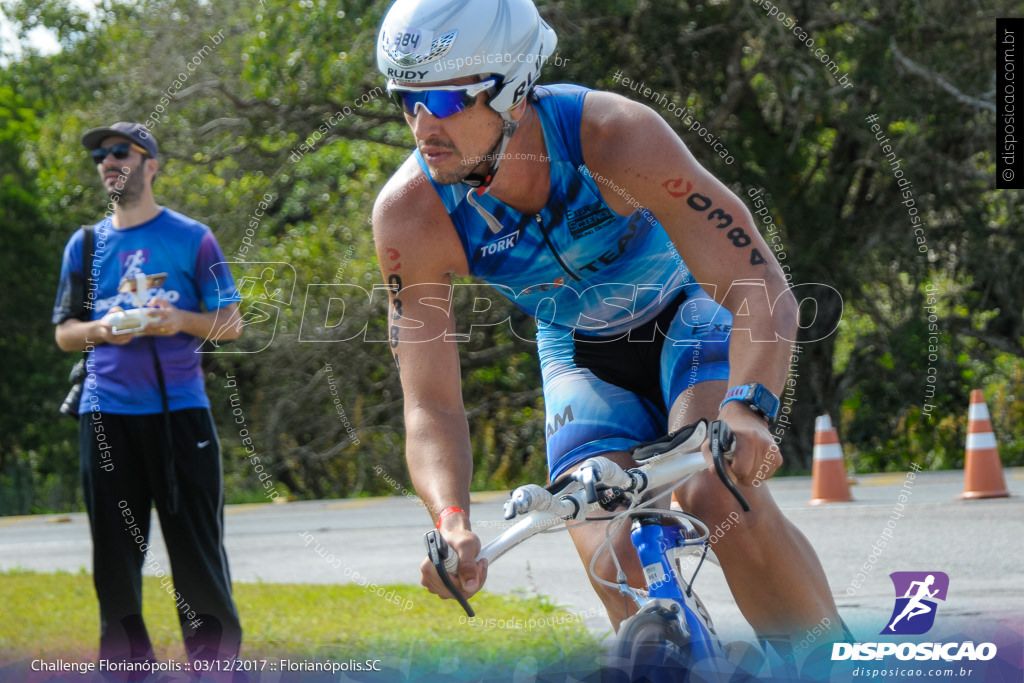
[966,432,998,451]
[814,443,845,461]
[814,414,833,433]
[813,415,844,461]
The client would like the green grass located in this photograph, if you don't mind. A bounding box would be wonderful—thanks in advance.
[0,569,604,677]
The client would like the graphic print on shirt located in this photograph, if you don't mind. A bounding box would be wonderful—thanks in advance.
[94,247,182,315]
[119,248,150,278]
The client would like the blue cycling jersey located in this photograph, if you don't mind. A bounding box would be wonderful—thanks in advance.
[414,84,733,475]
[414,84,704,337]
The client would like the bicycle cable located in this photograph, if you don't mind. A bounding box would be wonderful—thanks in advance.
[586,483,712,601]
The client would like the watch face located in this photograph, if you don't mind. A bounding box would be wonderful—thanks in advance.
[754,385,780,418]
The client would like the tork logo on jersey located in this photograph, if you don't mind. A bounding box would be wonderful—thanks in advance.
[478,230,520,258]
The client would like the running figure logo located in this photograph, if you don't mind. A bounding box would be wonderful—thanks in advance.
[882,571,949,635]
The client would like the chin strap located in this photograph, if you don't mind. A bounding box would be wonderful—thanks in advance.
[462,114,520,234]
[461,116,519,193]
[465,189,505,234]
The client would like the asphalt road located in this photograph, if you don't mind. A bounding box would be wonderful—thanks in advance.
[2,467,1022,646]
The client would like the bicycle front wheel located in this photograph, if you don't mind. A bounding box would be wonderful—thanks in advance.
[605,606,694,683]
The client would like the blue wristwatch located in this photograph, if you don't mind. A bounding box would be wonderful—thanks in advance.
[720,383,780,426]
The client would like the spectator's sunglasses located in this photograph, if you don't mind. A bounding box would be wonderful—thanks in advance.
[388,80,496,119]
[90,142,149,163]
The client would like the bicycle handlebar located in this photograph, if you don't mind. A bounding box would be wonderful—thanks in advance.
[424,528,475,617]
[427,419,752,617]
[480,420,717,564]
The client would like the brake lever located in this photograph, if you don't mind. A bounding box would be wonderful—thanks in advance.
[580,465,599,504]
[424,529,475,617]
[709,420,751,512]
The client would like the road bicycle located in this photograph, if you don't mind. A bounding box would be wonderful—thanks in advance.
[425,418,778,682]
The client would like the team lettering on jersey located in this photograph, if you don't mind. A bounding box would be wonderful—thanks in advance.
[567,202,614,239]
[546,405,574,436]
[576,213,644,274]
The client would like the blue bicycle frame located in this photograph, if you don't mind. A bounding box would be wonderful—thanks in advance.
[630,515,720,662]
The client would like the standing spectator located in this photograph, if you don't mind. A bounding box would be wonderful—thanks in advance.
[53,122,243,669]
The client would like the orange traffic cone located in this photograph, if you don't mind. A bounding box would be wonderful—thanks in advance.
[809,414,853,504]
[960,390,1010,500]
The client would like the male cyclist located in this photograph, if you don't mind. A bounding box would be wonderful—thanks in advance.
[372,0,842,653]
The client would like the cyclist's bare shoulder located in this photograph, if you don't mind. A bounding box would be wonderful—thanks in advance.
[579,90,689,165]
[373,156,468,279]
[577,90,706,217]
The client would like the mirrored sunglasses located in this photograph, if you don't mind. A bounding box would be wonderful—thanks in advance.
[388,80,496,119]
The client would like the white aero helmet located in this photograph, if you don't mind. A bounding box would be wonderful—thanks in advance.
[377,0,558,115]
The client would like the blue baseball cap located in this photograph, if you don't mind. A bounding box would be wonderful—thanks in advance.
[81,122,158,159]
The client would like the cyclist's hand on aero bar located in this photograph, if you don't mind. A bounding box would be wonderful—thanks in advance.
[421,525,488,600]
[707,403,781,487]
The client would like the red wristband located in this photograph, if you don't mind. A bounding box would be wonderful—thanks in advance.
[436,506,466,529]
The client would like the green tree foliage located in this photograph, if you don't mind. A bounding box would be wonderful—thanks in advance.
[551,0,1022,469]
[0,85,82,514]
[1,0,1020,513]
